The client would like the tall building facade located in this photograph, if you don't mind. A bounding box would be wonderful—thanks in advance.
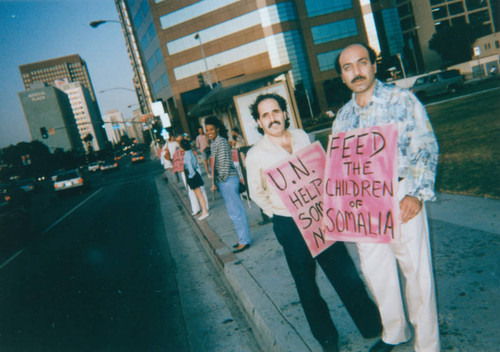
[18,83,84,153]
[125,110,144,143]
[18,54,108,152]
[115,0,155,118]
[103,109,127,145]
[396,0,497,74]
[122,1,498,134]
[119,0,394,134]
[54,80,109,152]
[127,110,146,143]
[19,54,99,105]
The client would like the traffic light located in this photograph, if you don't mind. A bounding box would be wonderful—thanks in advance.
[40,127,48,139]
[197,73,205,87]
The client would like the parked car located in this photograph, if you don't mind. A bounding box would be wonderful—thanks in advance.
[411,69,464,100]
[100,160,119,173]
[53,169,90,196]
[88,161,101,173]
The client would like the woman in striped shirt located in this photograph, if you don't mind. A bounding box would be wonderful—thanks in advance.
[205,116,251,253]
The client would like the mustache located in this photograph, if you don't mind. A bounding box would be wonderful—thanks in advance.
[351,75,366,83]
[268,121,281,128]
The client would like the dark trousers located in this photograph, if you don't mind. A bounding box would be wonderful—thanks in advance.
[272,215,382,347]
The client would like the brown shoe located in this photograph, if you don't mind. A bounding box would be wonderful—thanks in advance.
[232,244,250,253]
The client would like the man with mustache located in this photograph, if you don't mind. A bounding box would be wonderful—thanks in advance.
[246,93,382,352]
[333,43,440,352]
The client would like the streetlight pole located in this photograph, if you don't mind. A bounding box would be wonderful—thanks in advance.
[396,53,406,79]
[90,17,157,147]
[194,33,213,89]
[89,18,152,115]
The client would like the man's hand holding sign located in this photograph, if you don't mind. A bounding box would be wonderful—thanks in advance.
[264,142,333,257]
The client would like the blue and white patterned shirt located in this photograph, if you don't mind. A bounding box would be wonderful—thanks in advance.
[332,80,439,201]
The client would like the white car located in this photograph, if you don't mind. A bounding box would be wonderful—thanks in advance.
[88,162,100,173]
[53,169,90,195]
[100,160,119,172]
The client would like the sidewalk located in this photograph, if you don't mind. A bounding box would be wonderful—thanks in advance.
[164,170,500,352]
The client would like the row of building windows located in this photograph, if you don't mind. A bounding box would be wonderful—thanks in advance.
[167,2,297,55]
[430,0,489,11]
[398,2,413,18]
[311,18,358,45]
[434,9,491,32]
[431,0,490,20]
[317,48,344,72]
[152,73,169,96]
[146,48,163,73]
[173,29,311,90]
[160,0,238,29]
[133,0,149,29]
[304,0,352,18]
[382,8,405,56]
[140,23,156,49]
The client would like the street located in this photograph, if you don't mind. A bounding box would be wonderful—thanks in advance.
[0,158,260,351]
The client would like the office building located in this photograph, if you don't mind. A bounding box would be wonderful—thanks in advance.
[474,32,500,58]
[54,80,108,152]
[115,0,155,118]
[118,0,387,134]
[18,83,84,153]
[19,54,109,152]
[121,0,496,135]
[396,0,497,74]
[126,111,145,144]
[19,54,99,105]
[103,109,127,145]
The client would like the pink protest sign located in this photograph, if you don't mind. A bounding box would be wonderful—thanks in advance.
[264,142,334,257]
[323,124,399,243]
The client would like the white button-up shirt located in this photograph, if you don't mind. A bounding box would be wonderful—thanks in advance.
[246,129,311,217]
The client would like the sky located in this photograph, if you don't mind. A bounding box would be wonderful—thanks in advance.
[0,0,138,149]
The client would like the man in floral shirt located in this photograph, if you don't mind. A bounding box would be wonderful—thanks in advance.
[332,43,440,352]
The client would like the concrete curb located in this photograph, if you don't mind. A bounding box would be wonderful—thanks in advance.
[164,175,313,352]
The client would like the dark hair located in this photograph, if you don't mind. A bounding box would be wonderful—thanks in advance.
[232,127,240,134]
[204,115,228,139]
[179,138,191,151]
[334,43,377,74]
[249,93,290,135]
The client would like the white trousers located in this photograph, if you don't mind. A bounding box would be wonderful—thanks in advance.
[356,179,440,352]
[180,172,209,214]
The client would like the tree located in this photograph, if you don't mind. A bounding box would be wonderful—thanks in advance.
[429,23,483,64]
[1,141,52,179]
[83,133,94,156]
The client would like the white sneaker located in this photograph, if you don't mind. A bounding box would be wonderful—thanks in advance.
[198,213,209,221]
[191,210,201,216]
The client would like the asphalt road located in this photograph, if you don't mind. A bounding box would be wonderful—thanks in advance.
[0,159,189,351]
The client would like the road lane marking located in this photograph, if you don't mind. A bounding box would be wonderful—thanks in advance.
[0,188,102,270]
[0,249,25,270]
[41,187,103,234]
